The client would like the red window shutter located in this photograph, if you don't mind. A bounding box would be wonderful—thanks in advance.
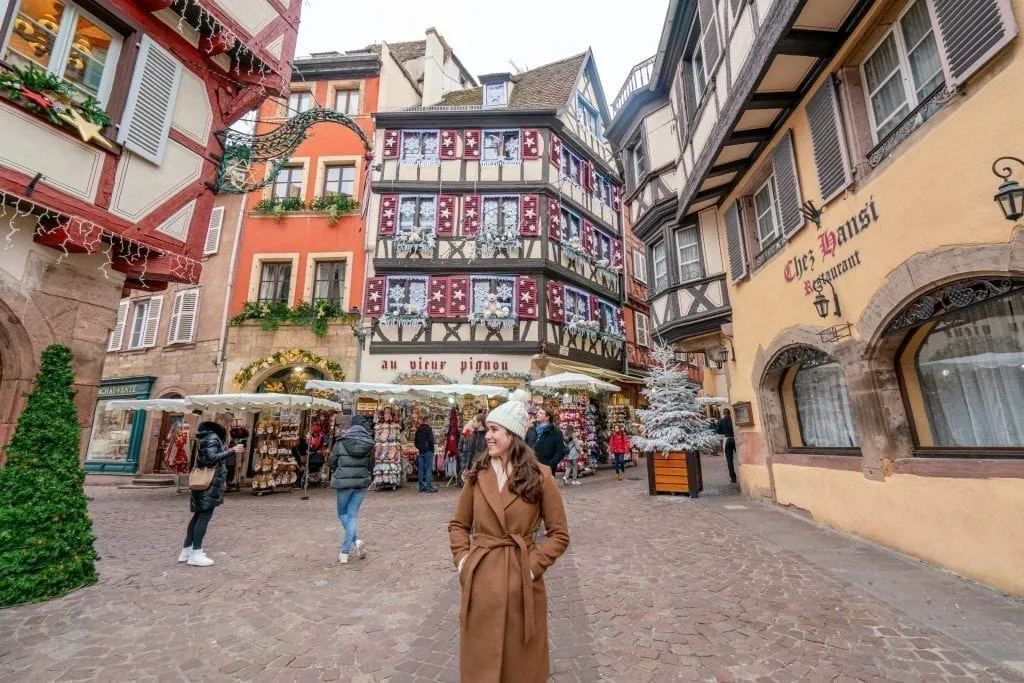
[582,220,594,251]
[520,194,541,236]
[616,307,625,334]
[364,277,386,317]
[437,195,457,236]
[427,276,449,317]
[611,239,623,269]
[582,161,594,191]
[521,129,540,159]
[546,280,565,323]
[549,133,562,167]
[448,276,470,317]
[461,194,481,235]
[382,130,400,160]
[589,294,600,322]
[463,130,481,159]
[516,276,538,319]
[612,185,621,212]
[439,130,459,159]
[547,197,562,242]
[378,194,398,235]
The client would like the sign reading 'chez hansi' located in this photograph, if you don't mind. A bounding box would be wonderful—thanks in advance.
[784,198,878,295]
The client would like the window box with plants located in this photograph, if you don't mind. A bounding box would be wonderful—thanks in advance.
[230,300,358,339]
[252,194,359,225]
[0,64,113,148]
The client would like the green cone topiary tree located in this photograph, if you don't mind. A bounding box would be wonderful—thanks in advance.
[0,344,98,607]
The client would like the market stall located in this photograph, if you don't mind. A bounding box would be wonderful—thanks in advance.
[305,380,508,491]
[529,373,623,475]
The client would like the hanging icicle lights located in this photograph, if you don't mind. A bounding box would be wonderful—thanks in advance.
[0,189,201,285]
[169,0,270,92]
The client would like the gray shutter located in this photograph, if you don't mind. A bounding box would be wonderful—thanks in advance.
[806,76,852,203]
[771,130,804,237]
[118,36,182,165]
[698,0,722,71]
[927,0,1018,86]
[203,206,225,255]
[724,201,748,282]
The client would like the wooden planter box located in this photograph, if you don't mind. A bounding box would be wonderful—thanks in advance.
[647,451,702,497]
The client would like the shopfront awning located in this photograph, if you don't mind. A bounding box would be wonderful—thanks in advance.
[531,372,621,393]
[409,384,509,399]
[305,380,409,397]
[103,399,187,413]
[546,360,648,386]
[184,393,344,412]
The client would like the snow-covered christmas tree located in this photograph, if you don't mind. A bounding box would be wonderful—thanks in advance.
[633,342,719,454]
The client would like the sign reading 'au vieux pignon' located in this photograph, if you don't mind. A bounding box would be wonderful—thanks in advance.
[783,198,878,295]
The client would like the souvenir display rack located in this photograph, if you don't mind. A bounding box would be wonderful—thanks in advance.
[554,394,596,478]
[373,404,405,490]
[250,411,300,495]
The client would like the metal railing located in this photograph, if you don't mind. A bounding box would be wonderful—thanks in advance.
[611,56,655,117]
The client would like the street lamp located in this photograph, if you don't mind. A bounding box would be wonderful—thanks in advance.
[346,306,370,349]
[812,278,842,319]
[992,156,1024,222]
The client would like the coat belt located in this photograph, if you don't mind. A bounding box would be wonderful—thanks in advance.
[462,532,536,644]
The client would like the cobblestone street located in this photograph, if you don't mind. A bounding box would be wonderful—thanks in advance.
[2,459,1023,682]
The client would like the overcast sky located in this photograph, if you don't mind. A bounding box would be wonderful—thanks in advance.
[294,0,670,110]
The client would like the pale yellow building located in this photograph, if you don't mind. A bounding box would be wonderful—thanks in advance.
[610,0,1024,596]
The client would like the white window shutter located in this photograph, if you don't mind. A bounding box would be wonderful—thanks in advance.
[167,291,183,344]
[204,206,225,255]
[172,289,200,344]
[118,36,182,165]
[142,296,163,348]
[108,300,129,352]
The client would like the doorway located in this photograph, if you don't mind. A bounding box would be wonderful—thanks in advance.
[153,393,184,473]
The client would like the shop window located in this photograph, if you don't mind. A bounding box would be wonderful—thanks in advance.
[674,226,703,283]
[322,164,355,196]
[3,0,123,104]
[910,293,1024,448]
[861,0,943,142]
[258,262,292,304]
[470,276,516,321]
[288,90,313,114]
[482,130,520,164]
[398,195,437,235]
[400,130,439,163]
[792,362,860,448]
[272,166,304,199]
[312,261,345,308]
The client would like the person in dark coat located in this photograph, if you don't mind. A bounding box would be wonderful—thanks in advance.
[329,415,376,564]
[179,413,242,567]
[458,416,487,485]
[414,418,438,494]
[716,409,737,484]
[531,406,567,475]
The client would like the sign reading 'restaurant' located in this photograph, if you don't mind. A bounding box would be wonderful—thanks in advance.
[783,198,878,295]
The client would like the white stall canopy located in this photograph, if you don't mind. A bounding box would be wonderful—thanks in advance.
[530,372,620,393]
[103,399,187,413]
[183,393,344,412]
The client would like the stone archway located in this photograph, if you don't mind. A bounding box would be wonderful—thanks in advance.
[0,293,44,458]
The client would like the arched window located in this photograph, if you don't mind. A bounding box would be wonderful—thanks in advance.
[902,290,1024,448]
[769,346,860,451]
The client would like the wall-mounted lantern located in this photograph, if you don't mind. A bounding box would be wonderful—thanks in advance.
[812,278,842,319]
[346,307,371,349]
[993,156,1024,222]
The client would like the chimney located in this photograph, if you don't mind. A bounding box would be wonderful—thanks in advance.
[422,28,445,106]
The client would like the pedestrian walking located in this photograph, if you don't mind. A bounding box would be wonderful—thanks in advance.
[716,409,737,484]
[610,425,631,480]
[329,415,375,564]
[562,425,582,486]
[531,405,566,476]
[179,412,242,567]
[449,390,570,682]
[458,415,487,484]
[415,417,438,493]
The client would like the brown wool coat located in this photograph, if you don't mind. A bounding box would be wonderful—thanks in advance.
[448,463,570,682]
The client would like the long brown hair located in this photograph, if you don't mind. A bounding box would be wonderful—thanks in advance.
[465,432,544,503]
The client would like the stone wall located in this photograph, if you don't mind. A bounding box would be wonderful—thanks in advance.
[0,222,125,464]
[224,323,361,390]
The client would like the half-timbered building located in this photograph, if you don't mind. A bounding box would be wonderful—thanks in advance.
[0,0,301,462]
[363,51,629,387]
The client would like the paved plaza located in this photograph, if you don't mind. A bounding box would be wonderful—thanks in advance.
[2,458,1024,682]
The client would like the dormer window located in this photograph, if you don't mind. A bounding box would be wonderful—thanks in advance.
[400,130,439,164]
[485,82,507,107]
[482,130,520,164]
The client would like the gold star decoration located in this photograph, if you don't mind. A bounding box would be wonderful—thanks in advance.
[58,108,113,149]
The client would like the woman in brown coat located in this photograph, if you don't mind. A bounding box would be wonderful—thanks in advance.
[448,390,570,682]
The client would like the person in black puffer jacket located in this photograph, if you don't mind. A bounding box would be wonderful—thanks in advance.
[179,413,242,567]
[329,415,375,564]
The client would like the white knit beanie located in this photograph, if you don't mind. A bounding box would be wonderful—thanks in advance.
[485,389,531,439]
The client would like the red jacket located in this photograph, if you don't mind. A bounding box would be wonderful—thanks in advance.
[610,431,630,454]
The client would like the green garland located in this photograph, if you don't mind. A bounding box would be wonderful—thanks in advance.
[230,300,359,339]
[0,345,98,607]
[0,64,111,128]
[393,371,456,384]
[473,371,533,385]
[252,195,359,225]
[233,348,344,390]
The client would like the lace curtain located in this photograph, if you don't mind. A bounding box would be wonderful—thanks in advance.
[916,295,1024,447]
[793,362,860,448]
